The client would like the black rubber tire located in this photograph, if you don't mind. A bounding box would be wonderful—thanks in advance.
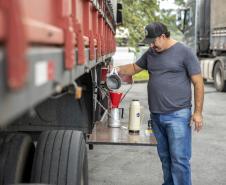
[10,183,52,185]
[213,62,226,92]
[31,130,88,185]
[0,133,35,184]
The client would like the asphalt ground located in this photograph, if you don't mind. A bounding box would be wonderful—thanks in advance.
[88,82,226,185]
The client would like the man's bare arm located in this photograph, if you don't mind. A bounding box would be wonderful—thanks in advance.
[117,63,143,76]
[191,73,204,132]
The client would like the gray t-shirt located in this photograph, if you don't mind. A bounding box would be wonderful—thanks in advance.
[136,42,201,113]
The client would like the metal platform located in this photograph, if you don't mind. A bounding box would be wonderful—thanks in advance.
[87,121,157,146]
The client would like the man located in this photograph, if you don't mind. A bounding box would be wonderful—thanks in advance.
[116,22,204,185]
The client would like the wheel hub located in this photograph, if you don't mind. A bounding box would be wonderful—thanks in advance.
[216,69,222,87]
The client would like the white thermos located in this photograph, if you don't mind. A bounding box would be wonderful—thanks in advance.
[128,100,141,133]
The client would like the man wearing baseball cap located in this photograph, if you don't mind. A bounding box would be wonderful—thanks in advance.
[115,22,204,185]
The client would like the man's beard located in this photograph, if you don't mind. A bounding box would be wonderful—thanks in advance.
[153,46,162,52]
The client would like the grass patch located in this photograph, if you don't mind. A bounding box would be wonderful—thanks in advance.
[133,70,149,82]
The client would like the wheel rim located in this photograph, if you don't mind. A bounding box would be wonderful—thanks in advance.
[216,69,222,87]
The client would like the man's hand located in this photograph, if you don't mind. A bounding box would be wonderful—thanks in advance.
[110,64,143,76]
[191,112,203,132]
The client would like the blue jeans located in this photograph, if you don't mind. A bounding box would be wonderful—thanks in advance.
[151,108,192,185]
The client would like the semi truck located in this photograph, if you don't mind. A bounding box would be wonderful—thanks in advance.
[177,0,226,92]
[0,0,122,184]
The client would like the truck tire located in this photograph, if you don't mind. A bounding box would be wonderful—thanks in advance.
[31,130,88,185]
[0,133,35,184]
[213,62,226,92]
[9,184,50,185]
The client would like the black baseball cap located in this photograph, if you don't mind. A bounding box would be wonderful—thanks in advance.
[142,22,169,44]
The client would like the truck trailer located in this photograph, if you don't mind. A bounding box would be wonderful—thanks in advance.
[0,0,122,184]
[177,0,226,92]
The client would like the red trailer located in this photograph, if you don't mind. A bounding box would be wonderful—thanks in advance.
[0,0,122,184]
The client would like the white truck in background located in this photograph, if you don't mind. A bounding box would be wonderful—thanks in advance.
[177,0,226,92]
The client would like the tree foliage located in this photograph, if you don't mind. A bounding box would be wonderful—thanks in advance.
[118,0,185,47]
[174,0,186,6]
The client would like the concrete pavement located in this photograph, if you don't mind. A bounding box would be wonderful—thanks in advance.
[88,82,226,185]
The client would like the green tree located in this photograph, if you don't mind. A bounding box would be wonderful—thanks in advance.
[118,0,185,47]
[119,0,160,47]
[174,0,186,6]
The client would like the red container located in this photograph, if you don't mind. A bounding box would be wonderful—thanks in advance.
[101,67,108,81]
[110,91,123,108]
